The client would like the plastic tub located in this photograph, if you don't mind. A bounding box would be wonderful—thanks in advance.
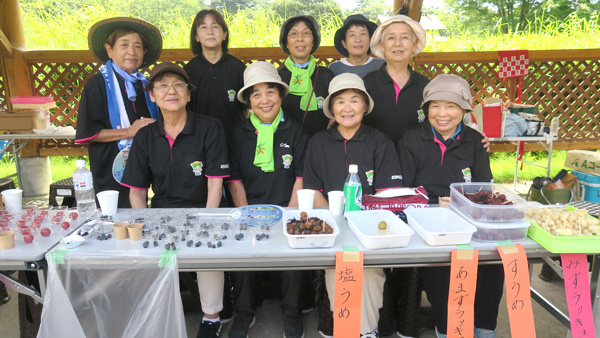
[345,210,414,249]
[404,208,476,246]
[283,210,339,249]
[449,182,528,222]
[451,206,530,242]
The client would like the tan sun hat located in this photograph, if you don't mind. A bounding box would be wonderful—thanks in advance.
[238,62,290,104]
[88,17,162,69]
[323,73,375,120]
[370,15,426,60]
[422,74,473,111]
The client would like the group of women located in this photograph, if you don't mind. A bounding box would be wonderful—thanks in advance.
[75,9,501,338]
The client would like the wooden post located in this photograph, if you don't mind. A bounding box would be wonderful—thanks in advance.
[1,0,39,157]
[408,0,424,21]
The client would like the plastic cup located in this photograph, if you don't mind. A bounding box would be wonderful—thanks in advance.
[113,222,129,240]
[0,231,15,250]
[127,223,143,241]
[96,190,119,216]
[327,191,346,216]
[1,189,23,214]
[297,189,315,211]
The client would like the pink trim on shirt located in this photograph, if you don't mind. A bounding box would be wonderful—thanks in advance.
[393,81,401,105]
[165,134,175,162]
[206,175,231,179]
[296,176,303,180]
[75,132,100,144]
[375,186,405,191]
[433,136,447,165]
[120,182,149,190]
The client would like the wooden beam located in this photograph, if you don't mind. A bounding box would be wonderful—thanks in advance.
[39,147,88,157]
[408,0,424,21]
[0,28,12,57]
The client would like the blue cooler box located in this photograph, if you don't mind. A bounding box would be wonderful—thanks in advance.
[573,170,600,202]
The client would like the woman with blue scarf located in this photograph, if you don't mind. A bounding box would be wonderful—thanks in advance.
[75,17,161,208]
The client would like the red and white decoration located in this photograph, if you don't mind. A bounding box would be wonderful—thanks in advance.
[498,50,529,79]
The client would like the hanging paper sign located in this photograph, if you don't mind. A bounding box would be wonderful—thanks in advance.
[560,253,596,338]
[497,243,536,338]
[447,249,479,338]
[333,250,364,337]
[498,50,529,79]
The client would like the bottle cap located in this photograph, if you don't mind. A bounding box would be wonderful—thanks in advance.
[349,164,358,173]
[76,160,86,168]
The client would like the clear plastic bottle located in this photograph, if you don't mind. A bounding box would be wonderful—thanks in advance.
[343,164,362,215]
[550,117,559,137]
[73,160,96,219]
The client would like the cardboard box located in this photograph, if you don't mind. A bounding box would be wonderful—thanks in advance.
[0,111,48,133]
[564,150,600,176]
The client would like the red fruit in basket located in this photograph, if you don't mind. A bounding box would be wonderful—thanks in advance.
[40,210,48,215]
[70,212,78,220]
[41,228,51,237]
[26,208,35,214]
[56,211,64,216]
[21,227,31,235]
[32,221,41,228]
[23,233,34,243]
[61,222,70,230]
[17,220,26,227]
[34,216,44,222]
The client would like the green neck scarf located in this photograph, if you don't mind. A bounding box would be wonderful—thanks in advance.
[250,109,282,172]
[284,56,318,112]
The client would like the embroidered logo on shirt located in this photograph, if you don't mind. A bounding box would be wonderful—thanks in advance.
[280,143,290,148]
[316,96,325,109]
[462,168,472,182]
[221,164,229,169]
[227,89,236,102]
[366,170,374,186]
[417,109,425,123]
[292,75,303,86]
[256,143,266,155]
[190,161,204,176]
[391,175,403,180]
[282,154,293,169]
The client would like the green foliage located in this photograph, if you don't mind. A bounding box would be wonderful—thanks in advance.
[354,0,392,20]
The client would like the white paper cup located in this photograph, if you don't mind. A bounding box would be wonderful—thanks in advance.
[297,189,315,211]
[327,191,345,216]
[1,189,23,214]
[96,190,119,216]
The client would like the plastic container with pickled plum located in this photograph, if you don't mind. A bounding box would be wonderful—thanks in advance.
[449,182,528,223]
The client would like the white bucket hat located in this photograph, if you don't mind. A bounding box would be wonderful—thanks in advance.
[422,74,473,111]
[323,73,375,120]
[370,15,426,60]
[238,62,290,104]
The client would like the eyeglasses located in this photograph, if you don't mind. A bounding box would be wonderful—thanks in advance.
[288,31,312,40]
[154,81,188,93]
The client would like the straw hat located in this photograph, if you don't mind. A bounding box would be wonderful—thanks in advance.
[422,74,473,111]
[323,73,374,119]
[370,15,426,59]
[334,14,378,57]
[238,62,290,104]
[88,17,162,68]
[279,14,321,55]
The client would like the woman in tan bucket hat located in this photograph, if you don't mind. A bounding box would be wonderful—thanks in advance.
[303,73,403,338]
[398,74,501,338]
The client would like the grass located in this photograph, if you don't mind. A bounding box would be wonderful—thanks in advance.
[20,5,600,51]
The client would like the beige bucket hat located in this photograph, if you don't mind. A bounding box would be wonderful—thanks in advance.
[323,73,375,119]
[422,74,473,111]
[370,15,426,59]
[238,62,290,104]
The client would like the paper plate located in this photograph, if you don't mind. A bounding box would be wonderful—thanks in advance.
[112,147,130,183]
[229,204,284,226]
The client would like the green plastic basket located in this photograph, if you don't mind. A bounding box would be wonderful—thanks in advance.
[527,208,600,253]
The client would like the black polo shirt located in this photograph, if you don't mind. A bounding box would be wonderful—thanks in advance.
[121,111,230,208]
[183,53,246,136]
[278,65,334,136]
[75,72,152,208]
[397,121,493,204]
[227,115,308,206]
[363,63,429,145]
[303,122,403,197]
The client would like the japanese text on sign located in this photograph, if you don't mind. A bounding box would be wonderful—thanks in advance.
[447,249,479,338]
[334,251,364,337]
[561,253,596,338]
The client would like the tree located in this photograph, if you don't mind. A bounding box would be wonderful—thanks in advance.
[270,0,344,20]
[353,0,392,21]
[444,0,541,33]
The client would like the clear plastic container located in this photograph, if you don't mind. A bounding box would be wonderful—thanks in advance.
[449,182,528,222]
[346,210,414,249]
[452,206,530,242]
[283,210,339,248]
[404,208,476,246]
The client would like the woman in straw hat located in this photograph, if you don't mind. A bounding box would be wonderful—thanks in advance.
[75,17,162,208]
[121,62,230,338]
[328,14,385,78]
[398,74,501,338]
[304,73,403,338]
[184,9,246,136]
[278,14,334,136]
[226,61,308,338]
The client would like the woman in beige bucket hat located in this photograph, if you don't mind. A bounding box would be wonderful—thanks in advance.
[226,61,309,338]
[397,74,501,338]
[303,73,402,337]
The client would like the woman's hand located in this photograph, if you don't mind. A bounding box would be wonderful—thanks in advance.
[479,130,491,152]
